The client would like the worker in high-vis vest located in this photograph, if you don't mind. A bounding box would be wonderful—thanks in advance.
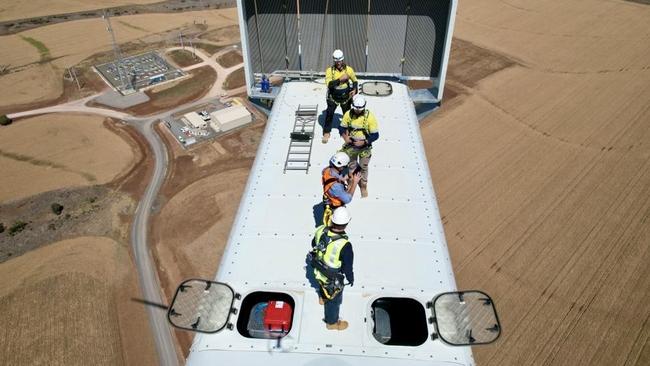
[321,152,361,225]
[322,49,358,144]
[340,95,379,198]
[310,207,354,331]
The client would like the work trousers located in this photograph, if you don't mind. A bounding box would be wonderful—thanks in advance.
[324,96,351,134]
[341,145,372,185]
[322,287,344,324]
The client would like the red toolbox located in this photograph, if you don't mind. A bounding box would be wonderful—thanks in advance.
[263,300,293,335]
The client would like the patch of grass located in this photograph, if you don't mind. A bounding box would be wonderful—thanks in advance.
[0,115,12,126]
[124,66,216,115]
[167,49,200,67]
[151,67,214,100]
[223,67,245,90]
[193,42,223,56]
[0,149,97,182]
[51,203,64,215]
[20,35,51,61]
[117,20,148,32]
[216,50,243,68]
[8,221,28,236]
[0,149,65,168]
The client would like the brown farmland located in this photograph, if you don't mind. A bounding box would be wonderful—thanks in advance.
[0,114,136,202]
[420,1,650,365]
[0,236,157,365]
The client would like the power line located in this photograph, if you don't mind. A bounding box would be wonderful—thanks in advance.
[103,10,132,92]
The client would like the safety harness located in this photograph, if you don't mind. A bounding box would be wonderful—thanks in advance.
[346,110,370,138]
[328,64,354,103]
[322,167,345,208]
[311,227,349,299]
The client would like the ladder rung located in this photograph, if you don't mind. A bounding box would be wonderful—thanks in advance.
[285,105,317,173]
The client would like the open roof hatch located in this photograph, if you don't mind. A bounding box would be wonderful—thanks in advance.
[167,279,240,333]
[427,290,501,346]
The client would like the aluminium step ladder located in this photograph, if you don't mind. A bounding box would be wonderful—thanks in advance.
[284,104,318,173]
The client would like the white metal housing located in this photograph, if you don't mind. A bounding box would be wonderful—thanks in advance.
[186,81,475,365]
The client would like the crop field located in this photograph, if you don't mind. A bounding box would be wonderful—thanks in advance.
[0,114,135,202]
[0,236,156,365]
[420,1,650,365]
[0,0,160,22]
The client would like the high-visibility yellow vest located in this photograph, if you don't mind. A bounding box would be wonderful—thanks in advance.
[325,65,357,98]
[313,225,349,283]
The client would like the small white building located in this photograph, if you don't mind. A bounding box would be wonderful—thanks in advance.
[209,121,221,133]
[210,105,252,132]
[184,112,207,129]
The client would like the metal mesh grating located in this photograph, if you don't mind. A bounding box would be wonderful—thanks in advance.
[241,0,453,78]
[330,0,368,72]
[368,0,407,73]
[433,291,501,345]
[167,279,235,333]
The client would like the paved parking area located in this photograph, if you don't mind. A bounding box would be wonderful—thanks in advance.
[95,51,184,94]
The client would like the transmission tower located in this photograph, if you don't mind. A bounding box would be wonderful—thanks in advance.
[103,10,131,92]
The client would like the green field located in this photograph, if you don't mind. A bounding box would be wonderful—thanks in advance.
[20,35,50,61]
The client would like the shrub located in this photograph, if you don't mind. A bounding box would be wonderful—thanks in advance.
[0,115,12,126]
[0,222,5,233]
[51,203,64,215]
[8,221,27,236]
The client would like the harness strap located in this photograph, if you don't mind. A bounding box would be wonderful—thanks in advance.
[347,110,370,138]
[322,177,338,186]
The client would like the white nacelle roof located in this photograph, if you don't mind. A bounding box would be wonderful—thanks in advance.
[188,81,473,366]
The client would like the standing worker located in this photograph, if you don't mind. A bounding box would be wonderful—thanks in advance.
[323,49,358,144]
[340,95,379,198]
[310,207,354,331]
[321,152,361,225]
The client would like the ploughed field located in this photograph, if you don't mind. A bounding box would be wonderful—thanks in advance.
[421,0,650,365]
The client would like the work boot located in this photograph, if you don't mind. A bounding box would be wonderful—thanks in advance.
[319,297,325,305]
[359,183,368,198]
[321,133,330,144]
[326,320,349,331]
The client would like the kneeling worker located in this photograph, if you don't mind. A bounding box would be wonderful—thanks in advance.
[310,207,354,331]
[321,152,361,225]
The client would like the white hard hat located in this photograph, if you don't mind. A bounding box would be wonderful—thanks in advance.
[330,151,350,168]
[332,49,344,62]
[331,207,351,225]
[352,95,366,110]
